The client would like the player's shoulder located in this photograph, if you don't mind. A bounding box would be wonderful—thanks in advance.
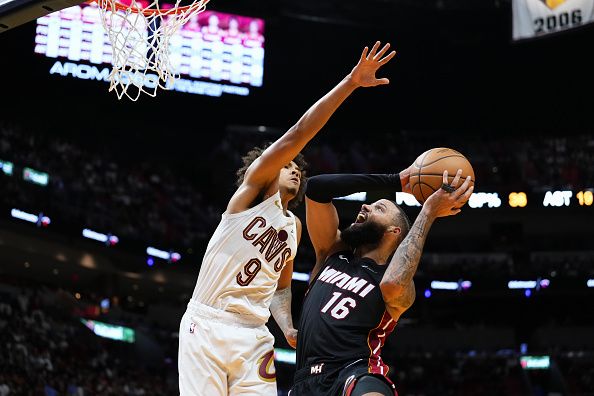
[293,214,302,229]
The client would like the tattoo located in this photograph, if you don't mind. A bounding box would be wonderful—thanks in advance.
[399,281,416,310]
[269,287,294,334]
[382,211,434,302]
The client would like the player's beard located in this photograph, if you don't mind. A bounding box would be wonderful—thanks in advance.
[340,220,385,249]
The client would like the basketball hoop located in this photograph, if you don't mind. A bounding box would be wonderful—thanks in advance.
[95,0,210,100]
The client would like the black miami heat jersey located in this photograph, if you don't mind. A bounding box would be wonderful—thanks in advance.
[296,251,397,376]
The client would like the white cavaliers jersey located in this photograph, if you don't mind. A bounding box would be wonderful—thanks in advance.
[191,191,298,325]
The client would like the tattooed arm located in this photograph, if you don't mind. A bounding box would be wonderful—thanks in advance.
[270,286,297,348]
[380,170,474,321]
[380,211,433,320]
[270,217,301,348]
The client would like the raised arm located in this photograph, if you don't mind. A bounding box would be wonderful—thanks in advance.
[380,170,474,321]
[305,173,404,282]
[228,42,397,213]
[244,41,396,189]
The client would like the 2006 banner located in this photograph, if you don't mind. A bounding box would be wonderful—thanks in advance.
[512,0,594,40]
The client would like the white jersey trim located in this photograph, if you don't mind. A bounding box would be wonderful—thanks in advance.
[222,190,282,220]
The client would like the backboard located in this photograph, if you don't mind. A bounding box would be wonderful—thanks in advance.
[0,0,86,33]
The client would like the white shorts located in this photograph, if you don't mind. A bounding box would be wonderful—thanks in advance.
[178,300,277,396]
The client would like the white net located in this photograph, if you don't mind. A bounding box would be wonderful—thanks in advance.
[97,0,209,100]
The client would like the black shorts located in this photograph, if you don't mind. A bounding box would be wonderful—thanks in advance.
[289,359,397,396]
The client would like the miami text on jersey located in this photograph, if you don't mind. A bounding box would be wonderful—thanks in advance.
[317,266,376,298]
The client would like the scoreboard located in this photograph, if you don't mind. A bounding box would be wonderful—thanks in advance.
[34,3,265,96]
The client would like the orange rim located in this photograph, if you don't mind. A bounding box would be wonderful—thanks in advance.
[95,0,210,16]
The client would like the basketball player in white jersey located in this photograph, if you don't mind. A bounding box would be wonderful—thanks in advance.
[178,41,397,396]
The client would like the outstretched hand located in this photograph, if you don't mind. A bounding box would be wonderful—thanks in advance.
[349,41,397,88]
[423,169,474,218]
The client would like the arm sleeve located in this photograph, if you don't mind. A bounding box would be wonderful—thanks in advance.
[305,173,402,203]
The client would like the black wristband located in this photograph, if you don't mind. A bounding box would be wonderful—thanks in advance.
[305,174,401,203]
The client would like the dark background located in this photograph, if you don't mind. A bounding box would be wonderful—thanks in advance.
[0,0,593,395]
[2,0,593,133]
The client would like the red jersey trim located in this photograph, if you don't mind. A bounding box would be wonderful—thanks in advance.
[366,310,397,376]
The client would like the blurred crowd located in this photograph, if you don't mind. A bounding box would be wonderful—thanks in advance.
[0,124,221,250]
[2,275,593,396]
[1,123,594,256]
[556,352,594,395]
[417,250,594,279]
[211,128,594,192]
[386,349,594,396]
[389,351,525,396]
[0,277,177,396]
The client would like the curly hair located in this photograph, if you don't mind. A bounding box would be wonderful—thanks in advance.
[236,142,308,209]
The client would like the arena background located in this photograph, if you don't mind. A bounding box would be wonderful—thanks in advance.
[1,0,593,394]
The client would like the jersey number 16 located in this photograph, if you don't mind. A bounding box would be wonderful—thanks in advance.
[320,292,356,320]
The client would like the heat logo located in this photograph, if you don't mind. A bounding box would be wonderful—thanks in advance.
[541,0,566,10]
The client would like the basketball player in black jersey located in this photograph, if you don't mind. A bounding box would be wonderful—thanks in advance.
[290,169,474,396]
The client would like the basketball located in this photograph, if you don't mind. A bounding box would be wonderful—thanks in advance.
[410,147,475,205]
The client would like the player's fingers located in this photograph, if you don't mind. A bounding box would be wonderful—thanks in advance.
[461,185,474,201]
[442,170,448,185]
[360,46,369,61]
[368,41,381,59]
[453,176,472,198]
[379,50,397,65]
[373,42,390,61]
[450,208,462,216]
[374,78,390,86]
[450,169,463,188]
